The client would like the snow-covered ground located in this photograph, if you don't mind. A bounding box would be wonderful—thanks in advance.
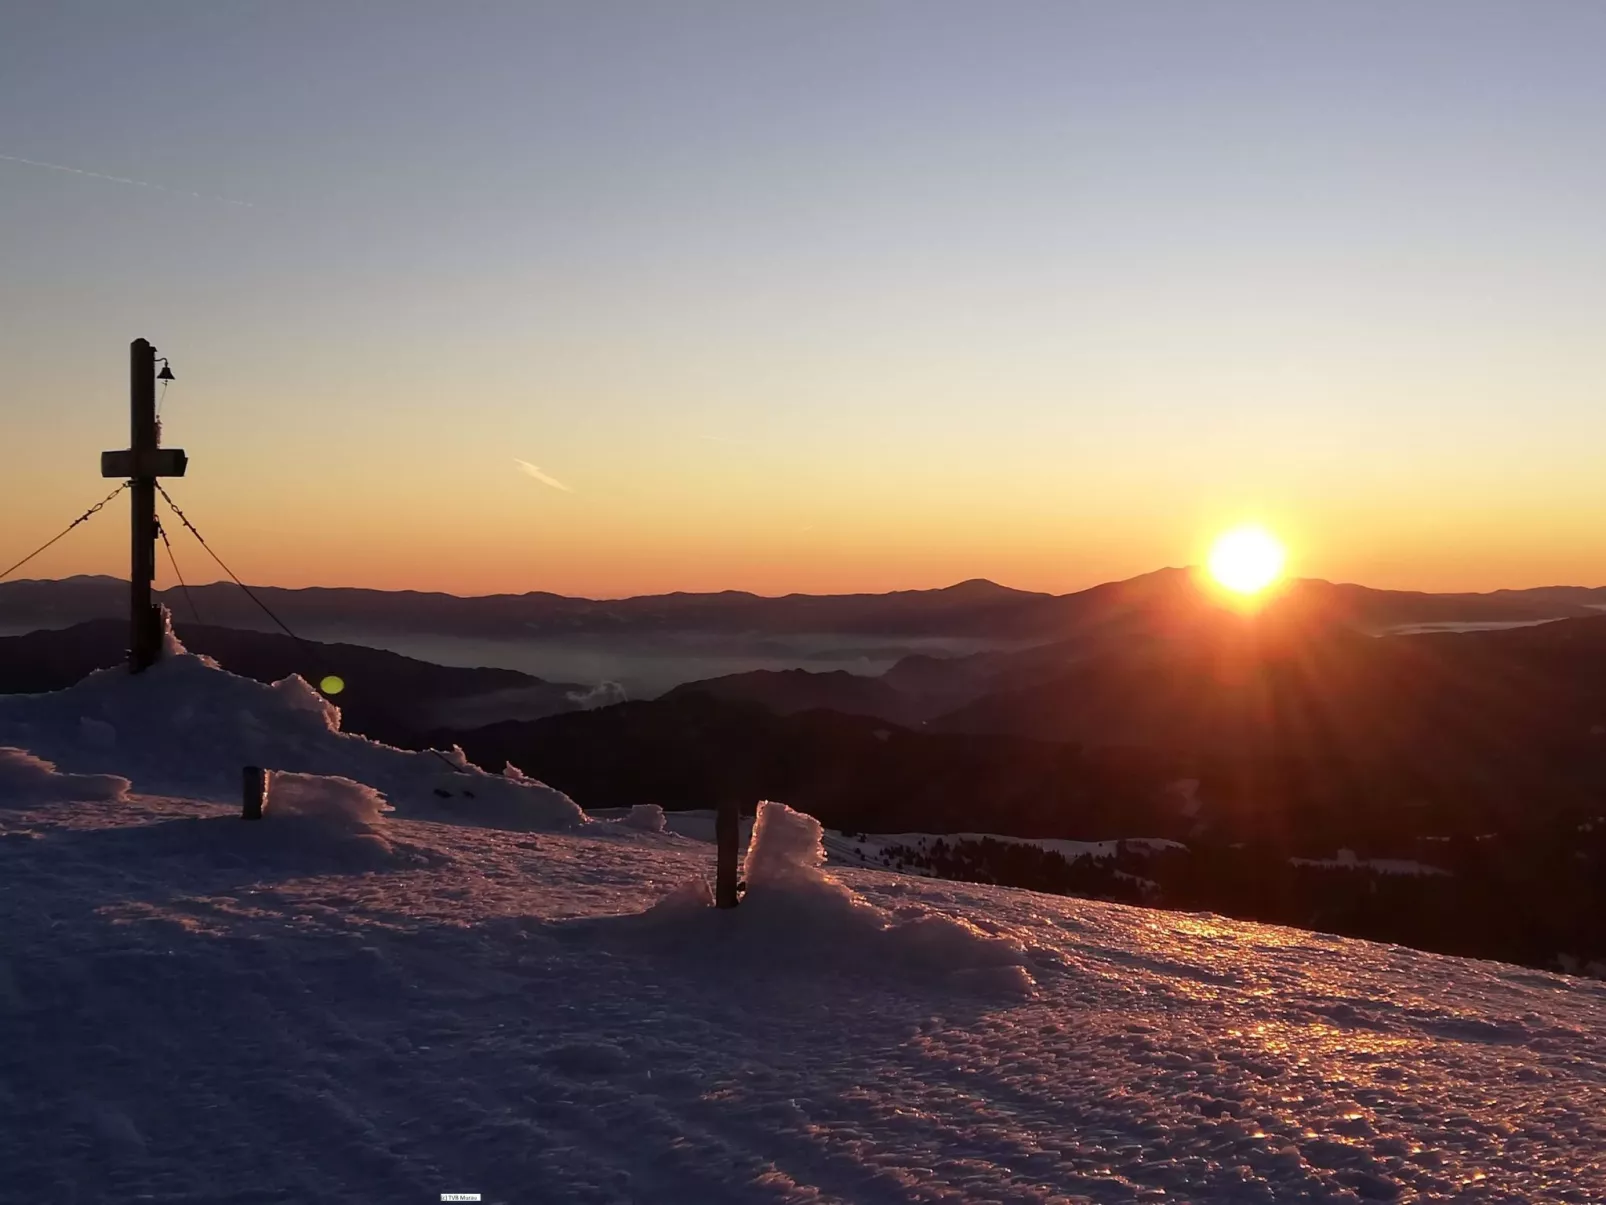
[2,634,1605,1203]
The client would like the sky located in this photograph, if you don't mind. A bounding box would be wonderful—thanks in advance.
[3,1,1604,598]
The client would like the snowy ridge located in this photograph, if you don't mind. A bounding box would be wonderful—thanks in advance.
[0,625,583,829]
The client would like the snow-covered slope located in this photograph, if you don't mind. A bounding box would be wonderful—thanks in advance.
[4,789,1604,1203]
[2,641,1604,1203]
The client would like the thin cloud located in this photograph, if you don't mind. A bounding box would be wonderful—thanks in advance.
[514,459,574,492]
[0,152,255,207]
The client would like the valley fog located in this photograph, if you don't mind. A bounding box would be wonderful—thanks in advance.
[287,628,1033,697]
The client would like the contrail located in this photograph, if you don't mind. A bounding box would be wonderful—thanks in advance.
[0,152,254,207]
[514,459,574,492]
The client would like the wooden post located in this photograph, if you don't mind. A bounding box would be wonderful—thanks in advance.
[715,798,740,908]
[128,339,159,670]
[242,766,268,820]
[101,338,187,673]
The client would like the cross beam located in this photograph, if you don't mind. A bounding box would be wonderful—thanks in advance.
[102,339,187,672]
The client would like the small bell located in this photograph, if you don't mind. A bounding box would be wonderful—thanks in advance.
[156,360,175,382]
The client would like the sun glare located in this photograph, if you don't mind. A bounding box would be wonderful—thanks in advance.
[1207,525,1287,595]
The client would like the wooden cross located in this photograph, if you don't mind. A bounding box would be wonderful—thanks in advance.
[101,338,187,672]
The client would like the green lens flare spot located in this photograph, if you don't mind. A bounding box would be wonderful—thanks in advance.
[319,675,346,696]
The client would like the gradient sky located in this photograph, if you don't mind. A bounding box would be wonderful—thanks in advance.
[3,1,1604,597]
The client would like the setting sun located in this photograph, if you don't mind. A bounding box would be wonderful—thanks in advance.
[1207,525,1287,595]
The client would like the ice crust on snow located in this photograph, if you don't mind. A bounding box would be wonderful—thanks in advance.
[0,746,129,804]
[635,802,1036,997]
[0,628,583,829]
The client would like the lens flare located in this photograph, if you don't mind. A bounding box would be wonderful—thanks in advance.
[319,675,346,696]
[1208,526,1286,595]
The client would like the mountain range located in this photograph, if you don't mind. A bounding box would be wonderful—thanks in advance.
[3,568,1602,641]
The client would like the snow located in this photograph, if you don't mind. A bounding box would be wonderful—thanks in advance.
[659,801,1039,998]
[1,642,1604,1202]
[0,746,129,804]
[592,806,755,848]
[602,802,1036,1001]
[615,803,668,833]
[2,791,1603,1204]
[0,624,584,830]
[743,799,835,890]
[264,771,391,831]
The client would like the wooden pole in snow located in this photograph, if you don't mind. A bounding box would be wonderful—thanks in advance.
[242,766,268,820]
[715,799,740,908]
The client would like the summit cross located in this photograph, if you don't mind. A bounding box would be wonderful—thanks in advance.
[101,338,187,672]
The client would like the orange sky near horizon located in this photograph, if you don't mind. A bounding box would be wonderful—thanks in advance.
[6,325,1602,599]
[8,439,1601,599]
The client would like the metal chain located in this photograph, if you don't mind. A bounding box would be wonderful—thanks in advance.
[155,482,309,648]
[0,481,130,582]
[154,482,467,774]
[155,517,203,624]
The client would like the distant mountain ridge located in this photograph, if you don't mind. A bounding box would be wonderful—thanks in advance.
[661,668,924,724]
[3,569,1599,641]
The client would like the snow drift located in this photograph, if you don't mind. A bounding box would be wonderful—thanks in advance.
[249,770,429,865]
[0,746,129,804]
[630,801,1037,997]
[266,770,389,830]
[615,803,667,833]
[0,623,583,830]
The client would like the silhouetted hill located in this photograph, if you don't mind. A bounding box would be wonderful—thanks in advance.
[2,569,1595,642]
[435,692,1183,839]
[870,571,1604,715]
[661,668,921,723]
[0,576,1059,639]
[0,575,126,628]
[935,613,1606,744]
[0,620,583,743]
[926,614,1606,838]
[429,676,1605,971]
